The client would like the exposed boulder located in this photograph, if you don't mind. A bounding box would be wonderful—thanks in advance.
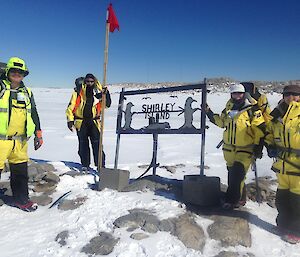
[81,232,119,256]
[55,230,69,246]
[208,216,251,247]
[114,209,206,252]
[58,196,87,211]
[214,251,255,257]
[30,194,53,206]
[173,213,206,252]
[130,233,149,240]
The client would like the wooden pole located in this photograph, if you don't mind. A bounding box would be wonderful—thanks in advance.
[98,21,110,174]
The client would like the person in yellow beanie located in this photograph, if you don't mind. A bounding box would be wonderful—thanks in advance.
[0,57,43,212]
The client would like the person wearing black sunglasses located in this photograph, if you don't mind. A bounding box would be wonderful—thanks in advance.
[0,57,42,212]
[265,84,300,244]
[66,74,111,173]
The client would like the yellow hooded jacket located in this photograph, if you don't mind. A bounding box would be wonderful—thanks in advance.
[66,81,103,130]
[266,101,300,175]
[0,79,35,138]
[257,94,272,122]
[208,98,265,149]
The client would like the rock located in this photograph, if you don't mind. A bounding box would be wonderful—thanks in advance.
[33,181,57,193]
[158,218,176,234]
[160,165,177,174]
[43,171,60,183]
[246,177,276,205]
[196,165,210,169]
[221,183,228,193]
[31,194,53,206]
[81,232,119,256]
[138,164,149,169]
[63,170,82,177]
[214,252,239,257]
[174,213,206,252]
[58,196,87,211]
[28,162,58,183]
[267,199,276,208]
[207,216,251,247]
[28,162,56,174]
[37,163,56,173]
[28,166,40,182]
[55,230,69,246]
[114,209,160,233]
[114,210,205,251]
[0,198,4,206]
[214,252,255,257]
[126,227,138,232]
[130,233,149,240]
[0,181,12,196]
[122,176,169,192]
[141,215,160,233]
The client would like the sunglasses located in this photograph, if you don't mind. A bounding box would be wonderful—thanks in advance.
[85,80,95,84]
[9,68,26,76]
[283,92,300,97]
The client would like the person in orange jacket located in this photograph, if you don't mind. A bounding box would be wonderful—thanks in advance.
[66,74,111,172]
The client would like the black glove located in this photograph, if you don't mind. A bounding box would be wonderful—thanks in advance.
[267,145,277,158]
[253,144,263,159]
[95,88,111,108]
[67,121,74,131]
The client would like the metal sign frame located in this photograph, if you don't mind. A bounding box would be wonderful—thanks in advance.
[114,82,208,177]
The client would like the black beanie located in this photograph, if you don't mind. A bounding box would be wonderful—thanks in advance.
[85,73,96,81]
[283,85,300,95]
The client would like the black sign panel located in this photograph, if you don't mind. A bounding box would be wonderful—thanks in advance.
[116,84,207,134]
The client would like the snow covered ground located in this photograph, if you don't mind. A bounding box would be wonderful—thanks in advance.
[1,86,300,257]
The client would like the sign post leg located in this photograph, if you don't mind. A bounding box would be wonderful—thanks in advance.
[152,133,158,176]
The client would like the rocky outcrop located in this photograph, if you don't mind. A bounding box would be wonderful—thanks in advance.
[113,209,206,252]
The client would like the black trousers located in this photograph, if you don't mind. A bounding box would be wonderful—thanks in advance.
[225,162,246,204]
[276,189,300,235]
[77,120,105,168]
[10,162,29,204]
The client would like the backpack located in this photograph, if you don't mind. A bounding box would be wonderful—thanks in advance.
[74,77,85,94]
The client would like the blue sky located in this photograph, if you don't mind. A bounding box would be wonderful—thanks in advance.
[1,0,299,87]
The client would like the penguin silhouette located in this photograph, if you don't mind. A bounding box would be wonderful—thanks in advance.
[180,97,198,129]
[123,102,135,130]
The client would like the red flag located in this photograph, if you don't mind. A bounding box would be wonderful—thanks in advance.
[107,3,119,32]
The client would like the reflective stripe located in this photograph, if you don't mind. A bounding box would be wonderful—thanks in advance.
[0,108,8,112]
[0,135,28,141]
[223,143,254,150]
[277,146,300,156]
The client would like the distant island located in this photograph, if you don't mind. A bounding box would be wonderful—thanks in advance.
[111,77,300,93]
[1,61,298,93]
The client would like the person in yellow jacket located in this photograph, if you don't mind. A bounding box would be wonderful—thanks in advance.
[206,83,266,209]
[265,84,300,244]
[0,57,43,212]
[66,74,111,172]
[241,82,272,122]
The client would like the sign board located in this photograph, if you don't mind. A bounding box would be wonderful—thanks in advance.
[114,83,208,176]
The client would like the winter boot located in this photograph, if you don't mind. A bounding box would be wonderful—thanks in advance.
[14,200,38,212]
[281,234,300,244]
[81,166,90,174]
